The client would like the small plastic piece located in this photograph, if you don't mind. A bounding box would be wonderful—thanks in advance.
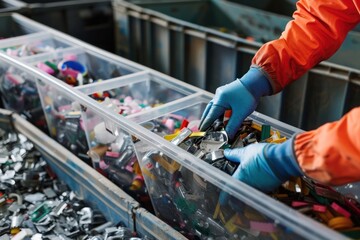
[331,202,351,218]
[30,203,51,222]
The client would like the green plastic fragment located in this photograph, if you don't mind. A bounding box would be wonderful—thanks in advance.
[260,125,271,141]
[44,61,59,73]
[174,121,181,129]
[31,202,51,222]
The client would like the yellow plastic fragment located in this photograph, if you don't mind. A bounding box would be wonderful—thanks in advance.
[225,213,242,233]
[164,131,206,141]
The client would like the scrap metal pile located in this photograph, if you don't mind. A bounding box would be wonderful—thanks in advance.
[0,127,146,240]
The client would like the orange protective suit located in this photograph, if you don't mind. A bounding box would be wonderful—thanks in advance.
[252,0,360,185]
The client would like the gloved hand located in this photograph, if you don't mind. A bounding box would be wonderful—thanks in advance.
[219,139,303,205]
[199,67,272,140]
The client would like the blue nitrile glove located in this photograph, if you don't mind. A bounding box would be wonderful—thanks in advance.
[199,67,272,140]
[219,139,303,205]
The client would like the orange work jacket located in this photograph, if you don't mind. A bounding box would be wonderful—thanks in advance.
[252,0,360,185]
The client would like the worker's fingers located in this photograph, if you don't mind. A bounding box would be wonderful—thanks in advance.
[199,104,226,131]
[225,114,245,140]
[218,148,243,205]
[199,101,213,130]
[223,148,244,163]
[224,110,248,140]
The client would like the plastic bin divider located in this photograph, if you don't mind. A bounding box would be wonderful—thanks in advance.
[75,70,151,95]
[127,92,209,124]
[22,45,83,64]
[24,45,141,80]
[76,64,200,97]
[0,31,77,61]
[0,32,347,240]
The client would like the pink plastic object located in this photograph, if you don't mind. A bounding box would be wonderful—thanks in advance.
[99,160,109,170]
[124,96,133,104]
[165,118,175,131]
[312,204,327,213]
[250,221,276,233]
[105,151,120,158]
[6,73,25,85]
[58,105,72,112]
[291,201,309,207]
[37,62,55,75]
[331,202,351,218]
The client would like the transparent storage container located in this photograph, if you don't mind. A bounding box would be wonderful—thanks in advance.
[131,97,208,137]
[3,108,185,240]
[77,70,196,210]
[27,47,140,158]
[0,32,74,134]
[28,47,138,87]
[0,32,72,58]
[130,94,357,239]
[0,55,48,132]
[36,76,92,164]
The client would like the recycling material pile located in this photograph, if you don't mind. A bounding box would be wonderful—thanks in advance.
[0,72,47,133]
[135,113,360,239]
[35,54,121,87]
[0,127,147,240]
[1,40,64,58]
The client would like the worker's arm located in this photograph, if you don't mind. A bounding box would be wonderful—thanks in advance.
[253,0,360,93]
[295,107,360,185]
[200,0,360,138]
[221,107,360,195]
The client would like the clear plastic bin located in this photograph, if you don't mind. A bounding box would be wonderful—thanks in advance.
[36,76,91,164]
[131,94,355,239]
[0,32,73,134]
[27,47,138,86]
[0,55,48,132]
[0,32,72,58]
[4,109,186,239]
[135,99,207,136]
[78,71,196,209]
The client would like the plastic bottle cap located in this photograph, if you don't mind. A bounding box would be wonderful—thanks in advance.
[58,60,87,78]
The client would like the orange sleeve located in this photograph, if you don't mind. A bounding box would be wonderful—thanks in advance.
[252,0,360,93]
[294,107,360,186]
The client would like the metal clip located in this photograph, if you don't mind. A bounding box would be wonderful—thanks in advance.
[200,131,228,152]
